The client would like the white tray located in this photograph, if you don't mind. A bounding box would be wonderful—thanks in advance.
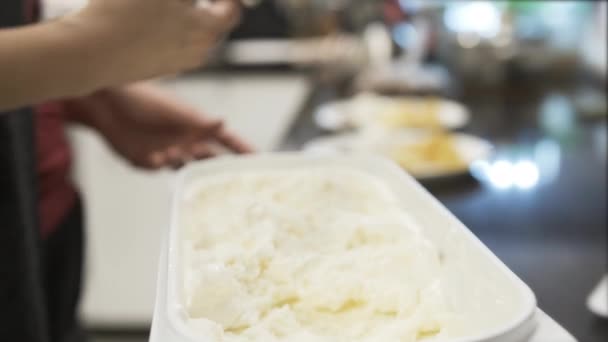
[149,239,577,342]
[151,241,577,342]
[156,154,544,341]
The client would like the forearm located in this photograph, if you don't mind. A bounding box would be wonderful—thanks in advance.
[0,15,119,111]
[0,0,242,112]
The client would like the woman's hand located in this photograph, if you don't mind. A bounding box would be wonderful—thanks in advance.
[0,0,241,110]
[64,83,253,169]
[73,0,241,85]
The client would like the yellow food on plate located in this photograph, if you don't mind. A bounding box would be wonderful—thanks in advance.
[388,134,467,176]
[379,98,442,129]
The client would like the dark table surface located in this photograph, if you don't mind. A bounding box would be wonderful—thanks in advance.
[280,73,608,342]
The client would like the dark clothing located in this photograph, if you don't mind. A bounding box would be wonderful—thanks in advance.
[1,1,84,342]
[0,4,48,341]
[0,110,49,342]
[42,201,86,342]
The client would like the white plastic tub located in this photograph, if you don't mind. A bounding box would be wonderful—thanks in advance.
[151,154,537,342]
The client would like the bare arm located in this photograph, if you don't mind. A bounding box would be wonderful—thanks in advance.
[0,17,112,110]
[0,0,241,111]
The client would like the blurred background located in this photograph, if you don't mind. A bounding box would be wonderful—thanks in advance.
[45,1,606,341]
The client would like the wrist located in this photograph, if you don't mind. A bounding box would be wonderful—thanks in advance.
[0,18,112,108]
[64,6,165,88]
[53,8,134,93]
[53,17,110,91]
[63,89,116,129]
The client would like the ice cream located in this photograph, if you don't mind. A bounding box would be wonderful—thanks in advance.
[178,167,493,341]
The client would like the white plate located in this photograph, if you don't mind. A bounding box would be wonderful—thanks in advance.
[355,62,450,94]
[304,131,493,181]
[156,154,536,342]
[587,275,608,318]
[315,94,471,131]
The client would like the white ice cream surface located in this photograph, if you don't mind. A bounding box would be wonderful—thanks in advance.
[178,167,512,341]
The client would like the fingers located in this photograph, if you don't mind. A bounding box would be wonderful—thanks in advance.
[199,118,224,135]
[145,146,187,170]
[189,114,251,153]
[190,142,216,159]
[149,151,167,169]
[166,146,187,169]
[147,142,219,170]
[214,128,254,154]
[195,0,242,32]
[193,115,253,153]
[141,111,251,170]
[163,128,251,170]
[147,132,251,170]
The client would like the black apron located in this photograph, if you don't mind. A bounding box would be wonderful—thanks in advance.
[0,1,50,341]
